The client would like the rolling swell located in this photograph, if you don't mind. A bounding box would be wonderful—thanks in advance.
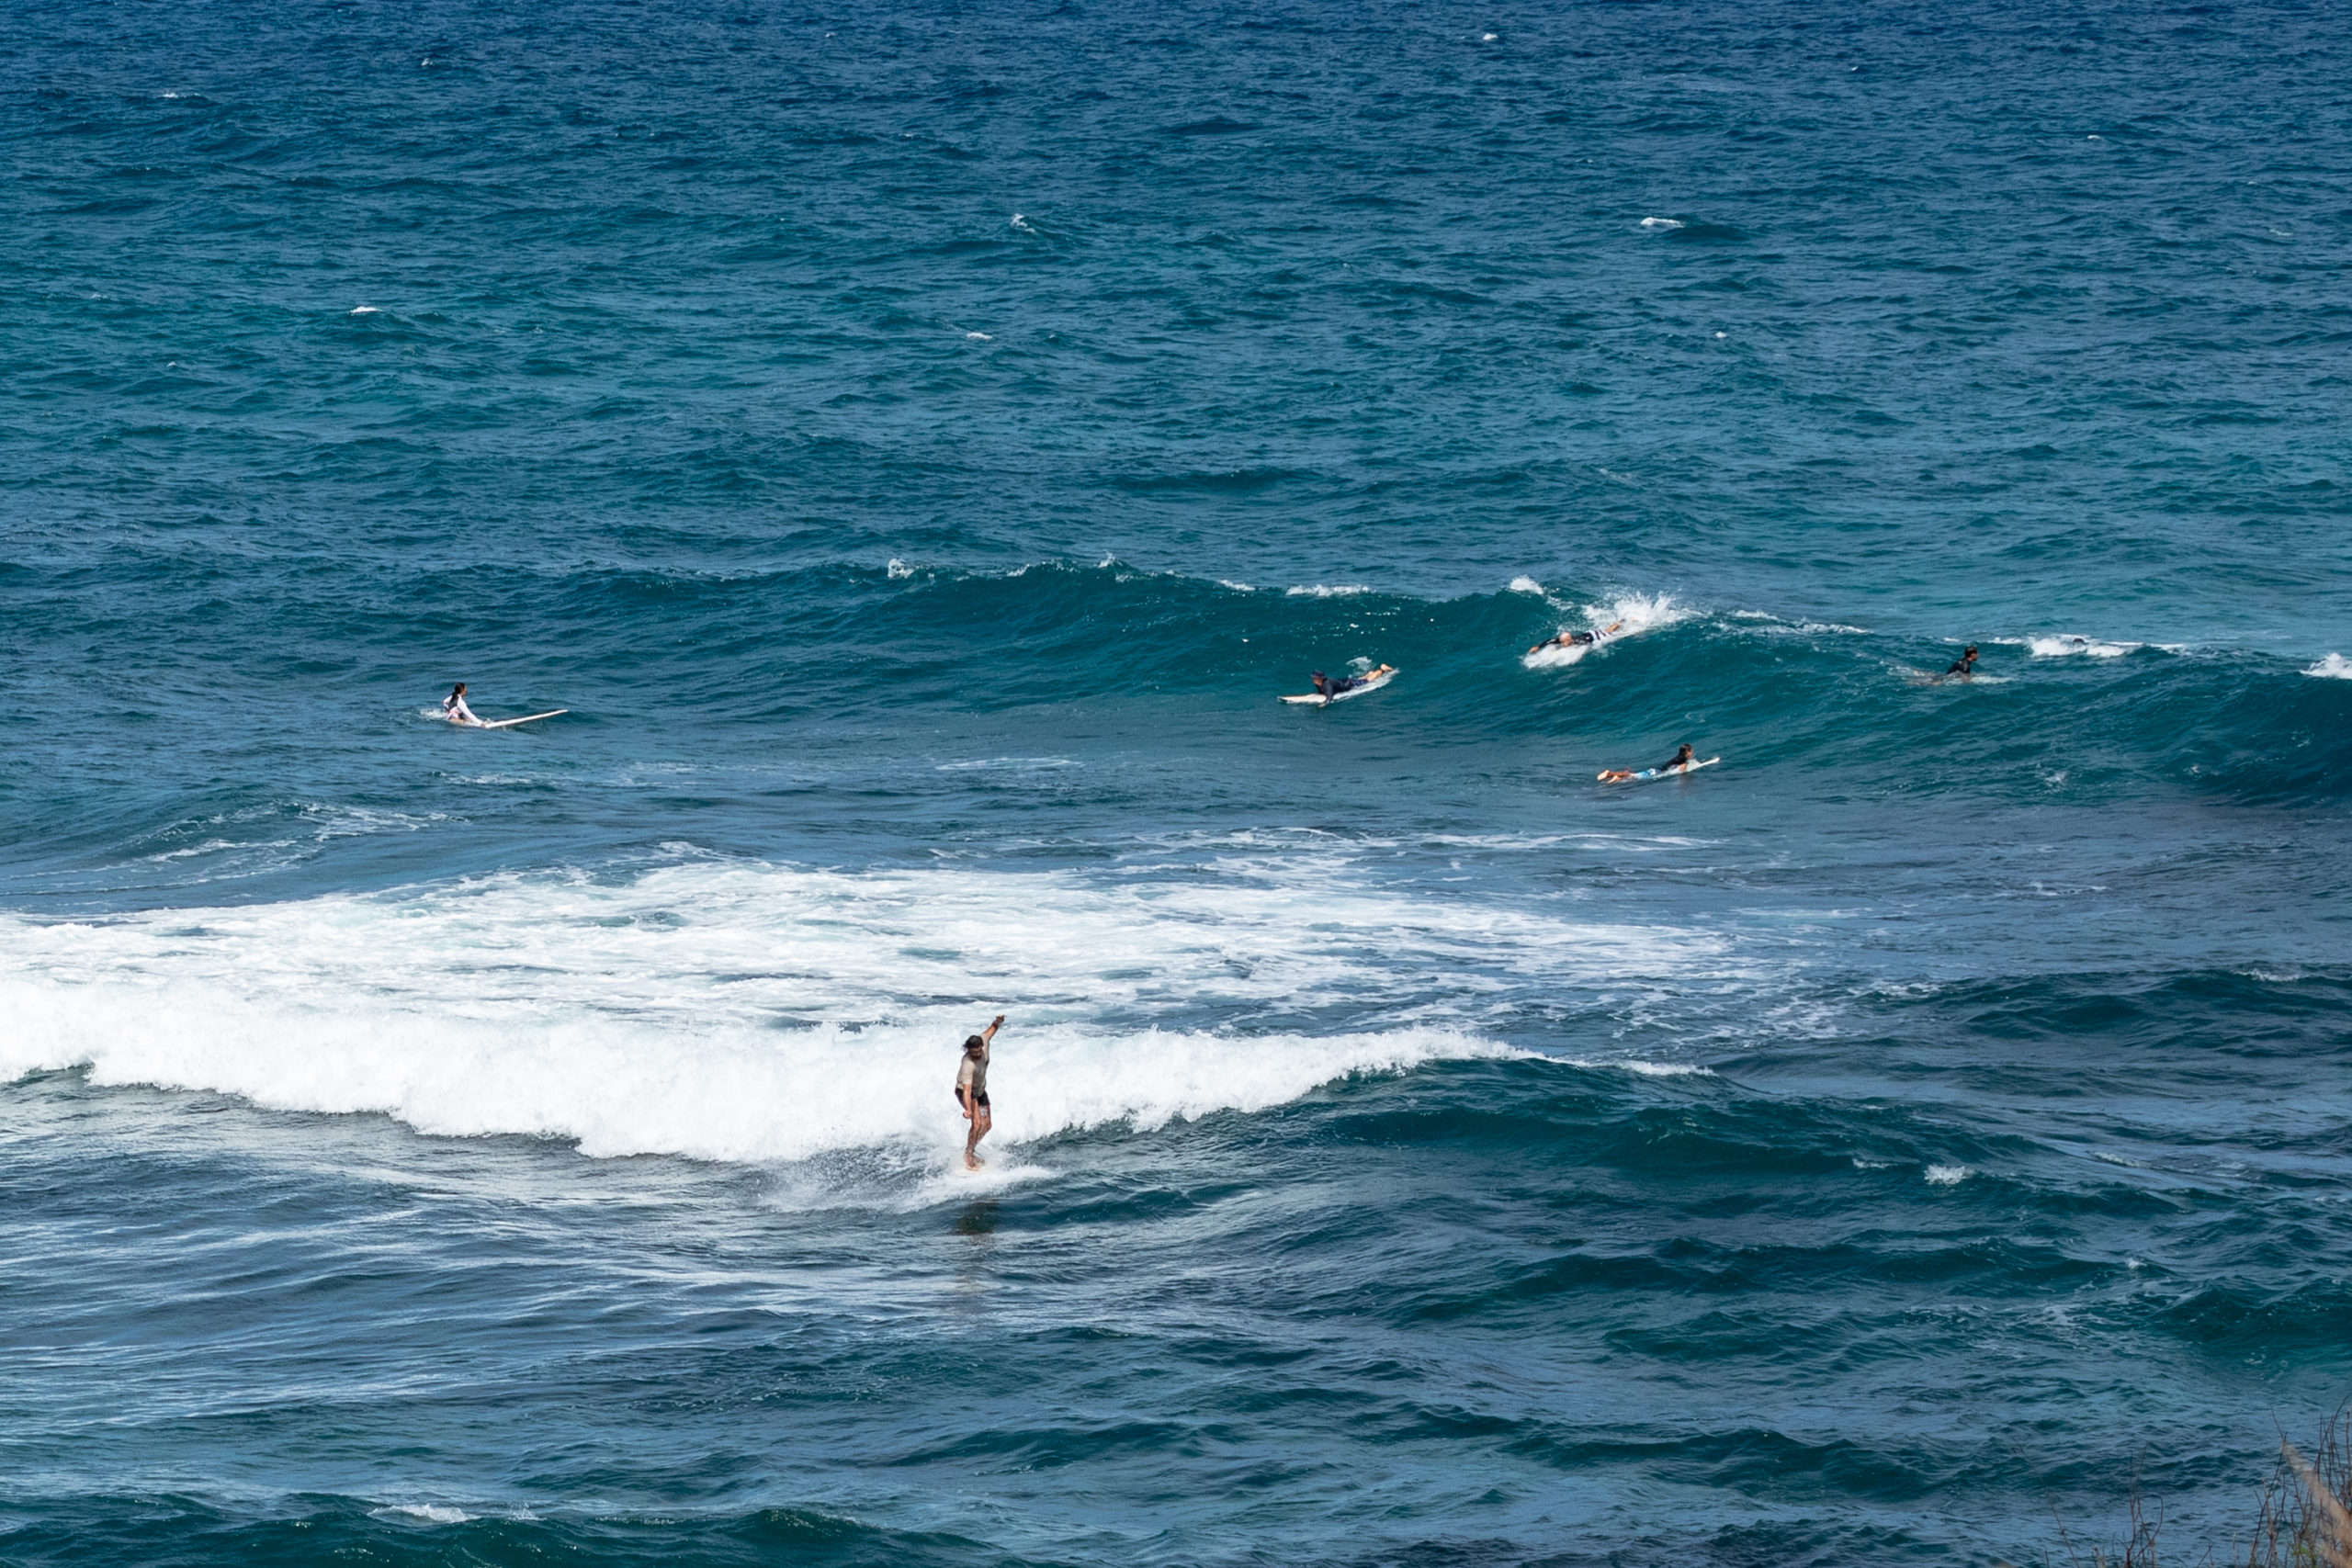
[0,1496,1007,1568]
[9,548,2339,804]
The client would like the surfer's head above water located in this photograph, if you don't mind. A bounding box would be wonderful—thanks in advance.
[964,1034,987,1054]
[450,682,466,697]
[1946,646,1979,675]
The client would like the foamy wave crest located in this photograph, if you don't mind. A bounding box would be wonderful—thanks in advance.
[2027,635,2136,659]
[1506,575,1544,595]
[1,977,1499,1167]
[1286,583,1373,598]
[0,857,1731,1167]
[2303,653,2352,680]
[1524,592,1690,668]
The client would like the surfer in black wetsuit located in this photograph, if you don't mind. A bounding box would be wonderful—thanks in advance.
[1944,645,1980,679]
[1311,664,1396,698]
[1529,621,1623,655]
[1599,743,1697,784]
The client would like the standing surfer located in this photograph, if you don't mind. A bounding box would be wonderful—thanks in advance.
[442,682,480,725]
[956,1014,1006,1170]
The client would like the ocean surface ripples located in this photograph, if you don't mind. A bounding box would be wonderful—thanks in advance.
[4,0,2348,1562]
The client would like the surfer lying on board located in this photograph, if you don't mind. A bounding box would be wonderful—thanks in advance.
[1312,665,1396,698]
[442,682,480,725]
[1600,743,1698,784]
[1943,645,1980,679]
[1529,622,1622,655]
[956,1014,1006,1170]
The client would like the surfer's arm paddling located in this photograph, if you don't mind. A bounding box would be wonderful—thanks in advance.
[1530,622,1621,655]
[1599,743,1703,784]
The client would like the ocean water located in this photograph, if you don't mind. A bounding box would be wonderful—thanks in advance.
[5,0,2349,1562]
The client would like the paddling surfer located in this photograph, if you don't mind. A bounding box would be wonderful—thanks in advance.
[956,1014,1006,1170]
[1529,622,1622,655]
[1312,664,1396,698]
[1600,742,1697,784]
[442,682,481,726]
[1943,645,1980,679]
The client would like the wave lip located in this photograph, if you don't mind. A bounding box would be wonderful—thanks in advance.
[2025,635,2139,659]
[2304,652,2352,679]
[1524,592,1688,668]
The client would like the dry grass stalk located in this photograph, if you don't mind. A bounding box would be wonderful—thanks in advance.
[2242,1409,2352,1568]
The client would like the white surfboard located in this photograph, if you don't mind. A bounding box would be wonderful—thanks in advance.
[1598,756,1720,784]
[470,710,567,729]
[1281,670,1397,705]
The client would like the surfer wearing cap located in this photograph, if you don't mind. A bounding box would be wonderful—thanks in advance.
[1312,664,1396,698]
[1944,645,1980,679]
[1600,743,1697,784]
[442,682,480,726]
[1530,622,1622,655]
[956,1013,1006,1170]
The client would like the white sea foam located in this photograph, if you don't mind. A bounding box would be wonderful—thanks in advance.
[1217,580,1256,592]
[1009,213,1035,232]
[965,331,991,341]
[2303,653,2352,679]
[1638,217,1684,231]
[0,858,1735,1171]
[1925,1164,1971,1186]
[886,558,915,580]
[371,1505,470,1525]
[1523,592,1689,668]
[1566,1058,1712,1077]
[2027,635,2136,659]
[1286,583,1373,598]
[1506,575,1544,595]
[350,305,379,314]
[1729,611,1868,637]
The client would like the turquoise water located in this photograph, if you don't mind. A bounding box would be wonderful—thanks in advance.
[5,0,2349,1562]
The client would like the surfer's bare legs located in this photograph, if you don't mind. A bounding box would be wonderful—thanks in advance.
[955,1012,1004,1170]
[960,1089,992,1169]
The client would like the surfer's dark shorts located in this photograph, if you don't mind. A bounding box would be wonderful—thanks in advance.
[958,1089,989,1110]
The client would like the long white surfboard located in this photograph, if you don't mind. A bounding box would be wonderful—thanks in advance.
[1598,756,1720,784]
[469,710,568,729]
[1281,670,1397,706]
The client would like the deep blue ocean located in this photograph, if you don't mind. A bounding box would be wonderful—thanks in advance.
[5,0,2350,1562]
